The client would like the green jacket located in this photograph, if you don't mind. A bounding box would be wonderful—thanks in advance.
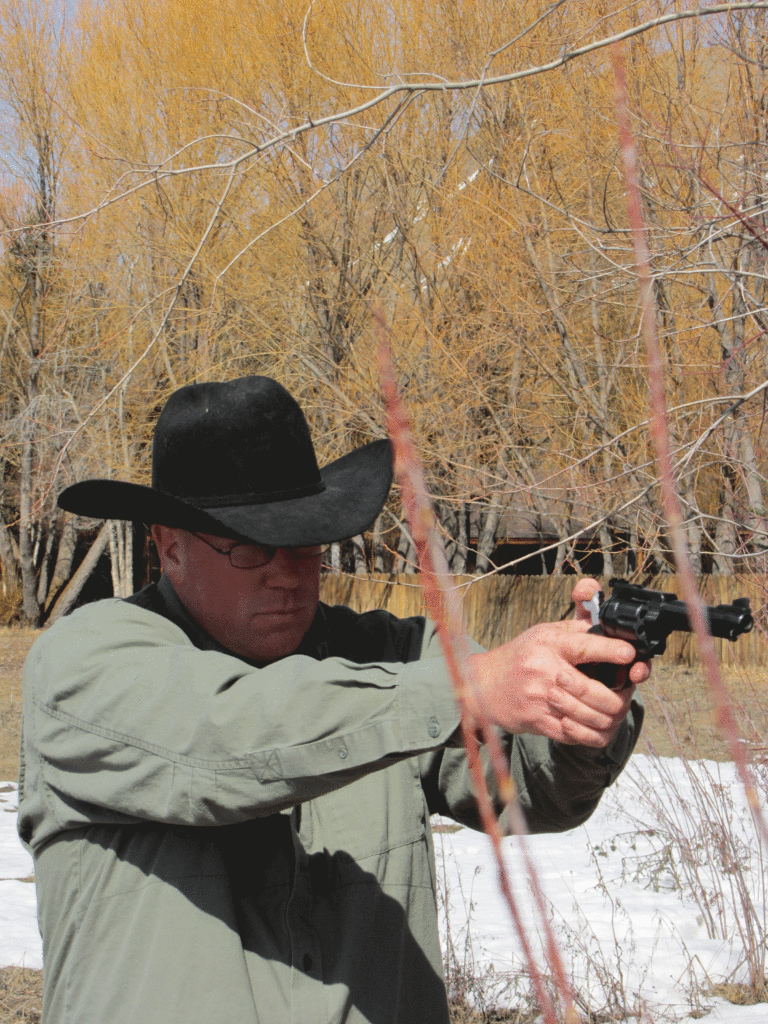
[19,576,642,1024]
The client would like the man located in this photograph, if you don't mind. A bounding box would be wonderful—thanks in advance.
[18,376,646,1024]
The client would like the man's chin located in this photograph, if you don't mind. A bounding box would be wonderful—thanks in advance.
[235,612,312,663]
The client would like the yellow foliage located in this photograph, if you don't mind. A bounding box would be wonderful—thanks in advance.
[0,0,765,573]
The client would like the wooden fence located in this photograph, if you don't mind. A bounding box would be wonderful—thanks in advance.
[319,574,768,667]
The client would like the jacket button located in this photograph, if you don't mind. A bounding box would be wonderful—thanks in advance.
[428,718,440,738]
[338,748,348,760]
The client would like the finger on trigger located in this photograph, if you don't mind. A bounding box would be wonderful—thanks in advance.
[561,631,636,666]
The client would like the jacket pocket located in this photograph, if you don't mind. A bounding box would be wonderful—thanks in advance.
[300,757,424,863]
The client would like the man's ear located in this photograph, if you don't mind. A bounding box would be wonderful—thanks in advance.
[151,524,184,571]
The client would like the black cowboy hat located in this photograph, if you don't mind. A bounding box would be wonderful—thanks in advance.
[58,376,393,547]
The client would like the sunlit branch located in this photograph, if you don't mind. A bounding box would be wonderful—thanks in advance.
[7,4,768,243]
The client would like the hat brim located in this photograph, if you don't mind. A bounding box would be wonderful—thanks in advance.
[58,439,393,547]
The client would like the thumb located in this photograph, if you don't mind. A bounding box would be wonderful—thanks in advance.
[572,577,601,624]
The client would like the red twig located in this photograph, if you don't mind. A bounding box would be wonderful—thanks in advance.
[375,309,578,1024]
[612,45,768,856]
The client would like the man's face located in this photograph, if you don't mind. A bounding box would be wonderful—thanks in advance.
[152,527,322,663]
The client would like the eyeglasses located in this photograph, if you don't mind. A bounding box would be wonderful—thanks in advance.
[191,532,329,569]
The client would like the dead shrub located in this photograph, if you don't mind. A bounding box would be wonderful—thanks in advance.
[0,588,22,628]
[0,968,42,1023]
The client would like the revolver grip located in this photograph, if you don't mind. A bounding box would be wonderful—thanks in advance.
[578,624,631,690]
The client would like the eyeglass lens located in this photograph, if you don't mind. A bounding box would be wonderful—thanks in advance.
[228,543,326,568]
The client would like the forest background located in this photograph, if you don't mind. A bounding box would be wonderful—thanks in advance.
[1,0,767,627]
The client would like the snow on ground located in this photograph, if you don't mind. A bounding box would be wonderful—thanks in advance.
[0,781,40,970]
[433,754,767,1022]
[1,755,766,1022]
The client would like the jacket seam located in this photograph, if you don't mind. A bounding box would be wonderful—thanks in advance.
[352,826,425,863]
[34,698,257,771]
[39,756,66,831]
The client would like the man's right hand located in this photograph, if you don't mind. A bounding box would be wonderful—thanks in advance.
[464,580,648,748]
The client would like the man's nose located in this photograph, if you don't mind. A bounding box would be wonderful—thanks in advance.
[261,546,313,582]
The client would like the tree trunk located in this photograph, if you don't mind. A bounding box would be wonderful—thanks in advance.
[109,522,120,596]
[599,523,614,577]
[108,520,135,597]
[36,511,61,606]
[126,524,134,594]
[371,515,386,573]
[627,523,639,576]
[706,269,766,574]
[450,502,468,574]
[45,517,77,609]
[439,504,458,570]
[394,522,416,573]
[328,542,341,573]
[47,524,110,623]
[0,453,21,583]
[712,464,738,574]
[475,505,501,574]
[0,516,19,596]
[351,535,367,576]
[553,539,566,575]
[18,410,42,626]
[686,516,703,575]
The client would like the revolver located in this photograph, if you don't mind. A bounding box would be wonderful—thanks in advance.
[580,577,754,689]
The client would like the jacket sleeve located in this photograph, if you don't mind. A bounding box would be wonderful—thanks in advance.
[20,598,461,846]
[416,620,644,834]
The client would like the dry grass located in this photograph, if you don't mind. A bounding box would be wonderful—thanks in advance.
[0,591,23,631]
[0,628,42,784]
[0,969,42,1024]
[635,661,768,763]
[710,980,768,1005]
[0,972,535,1024]
[448,997,540,1022]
